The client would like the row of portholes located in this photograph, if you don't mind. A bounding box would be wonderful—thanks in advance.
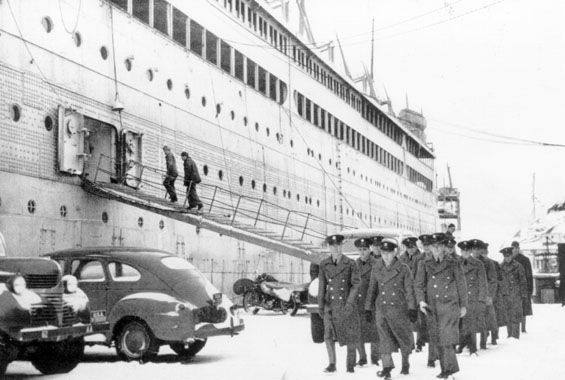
[25,200,67,216]
[9,103,56,133]
[41,17,81,46]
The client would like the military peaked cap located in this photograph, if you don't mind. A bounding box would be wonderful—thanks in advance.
[325,234,345,245]
[445,237,457,247]
[402,237,418,247]
[419,234,433,245]
[354,238,372,248]
[371,236,384,246]
[467,239,485,249]
[457,240,469,250]
[511,241,520,248]
[380,241,398,252]
[500,247,514,256]
[429,232,447,244]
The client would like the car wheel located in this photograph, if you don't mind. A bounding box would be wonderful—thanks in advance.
[116,320,159,362]
[169,339,207,358]
[289,298,300,317]
[243,290,260,313]
[30,338,85,374]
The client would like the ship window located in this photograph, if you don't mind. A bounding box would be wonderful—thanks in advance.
[206,31,218,65]
[246,58,256,88]
[27,200,36,214]
[138,217,144,227]
[201,96,206,107]
[220,40,231,73]
[102,212,109,223]
[172,7,187,46]
[255,122,259,132]
[218,170,223,180]
[72,32,82,47]
[278,81,287,104]
[132,0,150,25]
[124,58,132,71]
[109,0,128,11]
[100,46,109,60]
[41,17,53,33]
[234,50,244,81]
[266,128,270,136]
[190,20,204,57]
[243,116,248,126]
[44,115,54,131]
[345,126,350,145]
[251,180,256,189]
[230,110,235,120]
[159,220,165,229]
[263,183,267,192]
[10,104,21,122]
[258,66,267,95]
[273,187,277,195]
[167,79,173,90]
[269,74,277,101]
[203,165,208,176]
[153,0,168,35]
[313,104,319,126]
[320,109,326,130]
[146,69,154,81]
[184,86,190,99]
[60,205,67,217]
[305,99,311,122]
[296,92,304,116]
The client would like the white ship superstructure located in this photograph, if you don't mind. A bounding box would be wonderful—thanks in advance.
[0,0,436,295]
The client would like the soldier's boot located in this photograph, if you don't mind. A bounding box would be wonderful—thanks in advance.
[427,360,436,368]
[400,352,410,374]
[455,335,467,354]
[479,332,487,349]
[346,345,356,373]
[324,364,336,373]
[377,367,393,380]
[491,332,498,345]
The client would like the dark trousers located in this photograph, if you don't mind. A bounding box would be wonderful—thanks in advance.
[357,342,379,364]
[381,349,409,370]
[438,345,459,375]
[186,182,203,208]
[163,175,177,201]
[507,323,520,339]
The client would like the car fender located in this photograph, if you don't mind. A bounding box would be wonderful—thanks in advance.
[109,292,196,342]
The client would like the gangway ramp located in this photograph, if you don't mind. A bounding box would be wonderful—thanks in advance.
[82,171,338,264]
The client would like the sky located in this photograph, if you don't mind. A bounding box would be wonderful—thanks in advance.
[295,0,565,253]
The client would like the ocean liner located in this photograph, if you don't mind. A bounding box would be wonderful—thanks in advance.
[0,0,436,296]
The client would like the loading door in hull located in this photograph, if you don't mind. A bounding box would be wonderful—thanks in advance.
[83,118,118,183]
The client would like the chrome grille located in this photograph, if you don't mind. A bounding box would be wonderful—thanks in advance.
[24,274,59,289]
[30,292,77,327]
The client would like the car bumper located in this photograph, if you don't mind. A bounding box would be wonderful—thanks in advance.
[11,322,110,342]
[305,303,319,314]
[194,316,245,338]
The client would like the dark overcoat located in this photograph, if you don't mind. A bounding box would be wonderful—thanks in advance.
[493,261,508,327]
[514,253,533,316]
[356,255,379,343]
[318,255,361,346]
[414,255,468,346]
[500,259,528,324]
[399,250,424,279]
[365,258,416,353]
[460,257,487,334]
[478,255,498,330]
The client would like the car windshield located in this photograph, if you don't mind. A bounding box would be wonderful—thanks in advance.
[161,257,205,279]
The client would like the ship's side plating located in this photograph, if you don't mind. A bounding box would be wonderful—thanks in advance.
[0,0,436,296]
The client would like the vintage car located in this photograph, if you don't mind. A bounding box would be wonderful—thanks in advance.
[0,257,107,376]
[44,247,245,362]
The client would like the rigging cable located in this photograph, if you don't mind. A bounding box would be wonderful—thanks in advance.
[6,0,65,106]
[58,0,82,34]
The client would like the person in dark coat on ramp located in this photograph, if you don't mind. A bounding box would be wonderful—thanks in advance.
[318,234,361,373]
[511,241,533,333]
[354,238,380,366]
[365,240,417,380]
[500,247,528,339]
[415,233,468,379]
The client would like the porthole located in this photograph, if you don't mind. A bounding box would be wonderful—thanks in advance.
[347,167,350,174]
[239,176,244,186]
[329,159,332,166]
[361,174,364,180]
[255,122,259,132]
[287,191,291,199]
[243,116,248,126]
[218,170,223,181]
[290,140,294,148]
[304,196,308,204]
[283,190,287,197]
[216,104,221,115]
[353,170,356,176]
[309,199,312,205]
[263,183,267,193]
[318,153,321,160]
[124,58,132,71]
[251,179,256,189]
[184,86,190,99]
[296,194,300,202]
[202,96,207,107]
[307,148,310,155]
[138,217,144,227]
[102,212,108,223]
[317,200,320,207]
[27,200,36,214]
[41,17,53,33]
[167,79,173,90]
[159,220,165,230]
[9,104,21,122]
[266,128,270,136]
[273,187,277,195]
[60,205,67,217]
[44,115,54,131]
[230,110,235,120]
[146,69,154,81]
[100,46,108,60]
[72,32,82,47]
[203,165,209,176]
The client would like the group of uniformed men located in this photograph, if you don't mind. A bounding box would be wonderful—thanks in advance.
[317,232,533,379]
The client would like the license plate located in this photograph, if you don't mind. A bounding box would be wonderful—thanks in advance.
[91,310,107,323]
[213,293,222,306]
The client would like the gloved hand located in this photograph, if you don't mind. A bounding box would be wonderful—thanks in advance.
[460,306,467,318]
[408,309,418,323]
[365,310,373,323]
[419,301,429,315]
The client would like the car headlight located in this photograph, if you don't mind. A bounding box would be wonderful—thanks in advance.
[62,274,79,293]
[11,275,27,295]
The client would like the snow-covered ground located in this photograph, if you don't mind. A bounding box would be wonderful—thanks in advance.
[5,304,565,380]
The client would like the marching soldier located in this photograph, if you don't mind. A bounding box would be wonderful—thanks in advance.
[400,237,426,352]
[500,247,528,339]
[444,238,460,262]
[365,241,417,380]
[469,240,498,349]
[354,238,380,367]
[511,241,533,333]
[318,234,361,373]
[456,240,487,355]
[415,233,468,379]
[418,234,437,367]
[371,236,384,259]
[492,257,508,344]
